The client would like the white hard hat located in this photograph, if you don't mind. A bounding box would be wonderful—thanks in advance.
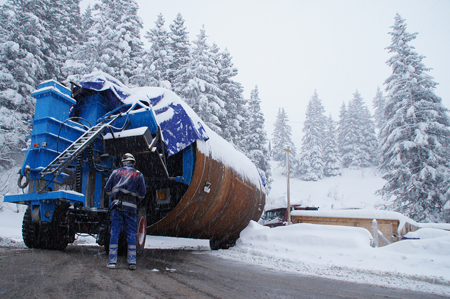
[121,153,135,164]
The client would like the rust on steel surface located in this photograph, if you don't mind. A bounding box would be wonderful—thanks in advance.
[147,142,265,240]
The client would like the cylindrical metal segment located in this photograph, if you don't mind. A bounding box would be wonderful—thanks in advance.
[147,141,265,242]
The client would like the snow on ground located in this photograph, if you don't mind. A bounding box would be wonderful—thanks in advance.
[213,221,450,296]
[212,162,450,296]
[1,161,450,295]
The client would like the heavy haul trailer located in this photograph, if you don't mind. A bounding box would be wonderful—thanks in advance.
[4,71,266,251]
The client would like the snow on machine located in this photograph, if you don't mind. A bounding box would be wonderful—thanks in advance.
[4,71,266,251]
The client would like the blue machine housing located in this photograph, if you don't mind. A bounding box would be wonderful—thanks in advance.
[4,76,196,224]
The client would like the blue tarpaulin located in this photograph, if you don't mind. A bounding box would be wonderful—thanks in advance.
[75,71,209,156]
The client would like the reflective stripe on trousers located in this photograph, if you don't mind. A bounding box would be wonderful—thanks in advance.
[109,207,137,264]
[128,244,136,264]
[109,244,118,264]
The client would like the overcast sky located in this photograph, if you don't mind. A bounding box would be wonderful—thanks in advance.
[78,0,450,141]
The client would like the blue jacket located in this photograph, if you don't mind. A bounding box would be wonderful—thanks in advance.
[105,162,146,213]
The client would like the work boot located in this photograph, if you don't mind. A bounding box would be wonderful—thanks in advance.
[129,264,136,270]
[107,263,116,269]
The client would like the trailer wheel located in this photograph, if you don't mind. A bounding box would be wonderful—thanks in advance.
[22,206,40,248]
[136,207,147,254]
[209,237,237,250]
[37,205,69,250]
[50,205,69,250]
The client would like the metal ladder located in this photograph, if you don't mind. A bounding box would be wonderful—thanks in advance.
[40,114,122,178]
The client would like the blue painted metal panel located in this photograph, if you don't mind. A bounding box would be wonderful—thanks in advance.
[38,201,55,222]
[109,109,159,134]
[73,94,114,126]
[94,172,103,208]
[32,86,75,121]
[175,144,194,185]
[3,191,85,204]
[4,191,85,222]
[38,80,72,97]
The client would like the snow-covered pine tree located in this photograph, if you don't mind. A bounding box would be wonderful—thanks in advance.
[176,26,225,135]
[48,0,83,80]
[340,90,378,169]
[0,93,30,169]
[64,0,144,84]
[236,97,250,154]
[372,86,386,134]
[0,0,59,168]
[246,86,272,189]
[271,107,297,174]
[337,101,348,164]
[169,13,191,92]
[297,91,326,181]
[323,115,341,177]
[136,13,173,88]
[377,13,450,222]
[61,4,95,80]
[1,0,61,84]
[360,103,380,166]
[216,47,246,146]
[340,93,362,168]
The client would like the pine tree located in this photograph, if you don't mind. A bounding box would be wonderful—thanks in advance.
[61,4,95,81]
[216,48,246,146]
[372,86,386,133]
[1,0,60,85]
[323,115,341,176]
[0,92,31,169]
[337,102,348,163]
[246,86,272,188]
[169,13,191,92]
[48,0,83,79]
[0,0,58,167]
[361,103,380,166]
[63,0,144,84]
[298,91,326,181]
[136,13,173,88]
[176,26,225,135]
[340,91,378,169]
[271,107,297,173]
[377,14,450,222]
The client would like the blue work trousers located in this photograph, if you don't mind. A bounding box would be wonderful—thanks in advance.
[109,207,137,265]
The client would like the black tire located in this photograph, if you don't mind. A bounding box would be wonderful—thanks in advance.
[37,205,69,250]
[37,221,53,249]
[209,237,237,250]
[22,206,40,249]
[50,205,69,250]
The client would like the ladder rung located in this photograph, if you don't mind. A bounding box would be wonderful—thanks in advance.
[40,115,121,177]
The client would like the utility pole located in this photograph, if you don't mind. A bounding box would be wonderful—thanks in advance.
[284,148,291,225]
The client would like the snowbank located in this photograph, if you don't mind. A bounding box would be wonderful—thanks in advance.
[214,221,450,295]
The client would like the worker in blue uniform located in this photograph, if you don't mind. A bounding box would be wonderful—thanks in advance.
[105,153,146,270]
